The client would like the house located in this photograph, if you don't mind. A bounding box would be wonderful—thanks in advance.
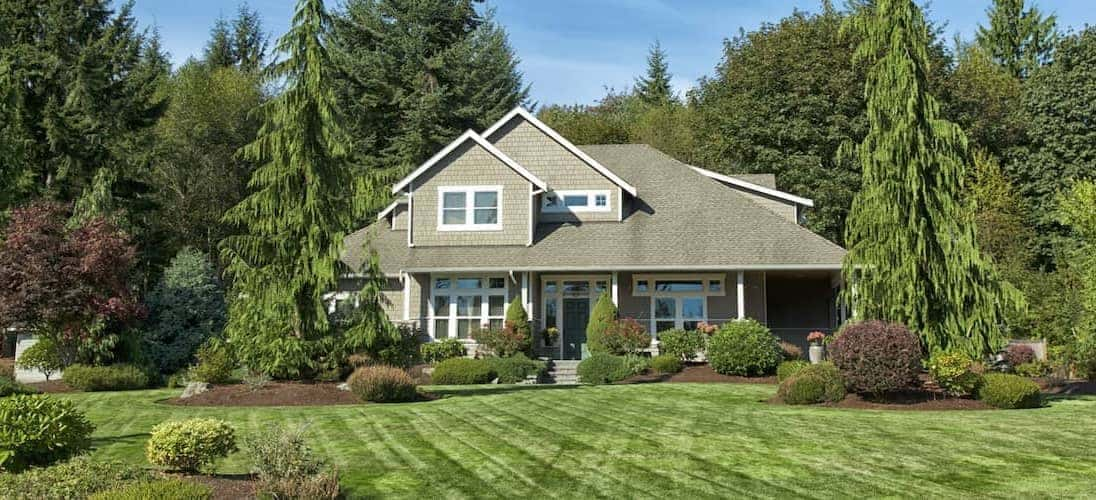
[339,107,847,359]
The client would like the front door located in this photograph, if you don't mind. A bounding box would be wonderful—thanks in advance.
[562,298,590,360]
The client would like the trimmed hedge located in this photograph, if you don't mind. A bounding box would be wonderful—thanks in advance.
[421,339,466,364]
[657,329,705,361]
[431,358,495,385]
[706,320,781,376]
[146,418,237,473]
[577,354,648,384]
[651,354,683,374]
[0,395,95,472]
[776,360,809,382]
[777,362,846,405]
[828,321,922,395]
[63,364,149,392]
[0,455,151,500]
[485,354,547,383]
[977,373,1042,409]
[347,365,417,403]
[89,479,212,500]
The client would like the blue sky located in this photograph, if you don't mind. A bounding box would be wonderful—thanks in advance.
[122,0,1095,106]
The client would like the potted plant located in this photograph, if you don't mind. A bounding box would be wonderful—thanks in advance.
[541,327,560,346]
[807,331,826,364]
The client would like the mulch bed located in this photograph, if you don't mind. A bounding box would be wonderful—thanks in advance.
[619,363,778,385]
[165,381,361,407]
[171,473,258,500]
[816,392,993,411]
[26,379,76,393]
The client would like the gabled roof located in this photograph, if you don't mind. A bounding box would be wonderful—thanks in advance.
[690,166,814,207]
[375,198,406,220]
[482,107,638,196]
[390,129,547,194]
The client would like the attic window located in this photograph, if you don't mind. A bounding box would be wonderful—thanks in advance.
[542,190,611,213]
[438,186,502,231]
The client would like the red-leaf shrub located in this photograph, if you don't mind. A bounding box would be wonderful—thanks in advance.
[471,321,531,357]
[599,318,651,355]
[1003,344,1036,367]
[828,320,922,396]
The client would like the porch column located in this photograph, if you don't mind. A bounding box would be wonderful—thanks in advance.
[521,272,530,314]
[611,272,619,306]
[736,271,745,319]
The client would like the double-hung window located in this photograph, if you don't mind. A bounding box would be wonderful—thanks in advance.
[542,190,611,213]
[431,276,507,339]
[438,186,502,231]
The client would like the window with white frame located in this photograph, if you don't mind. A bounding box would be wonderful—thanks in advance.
[431,276,507,339]
[633,274,724,335]
[542,190,611,213]
[438,186,502,231]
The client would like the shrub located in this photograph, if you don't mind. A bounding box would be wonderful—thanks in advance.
[505,296,531,339]
[0,395,94,472]
[243,423,341,499]
[1003,344,1036,367]
[599,318,651,355]
[658,329,705,361]
[776,360,809,382]
[706,319,781,376]
[420,338,466,364]
[63,364,148,391]
[187,342,235,384]
[778,362,846,405]
[485,354,547,383]
[577,354,647,384]
[1014,361,1049,378]
[976,373,1042,409]
[142,248,227,375]
[347,365,417,403]
[258,471,341,499]
[431,358,495,385]
[146,418,237,473]
[585,292,618,354]
[828,320,922,396]
[89,479,212,500]
[472,321,531,357]
[779,341,803,361]
[16,337,63,381]
[0,455,151,500]
[926,350,981,396]
[651,354,683,374]
[0,375,38,397]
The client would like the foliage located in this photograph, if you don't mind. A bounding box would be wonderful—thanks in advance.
[243,423,342,498]
[145,418,237,473]
[1059,180,1096,337]
[576,354,646,385]
[0,455,151,500]
[828,321,922,396]
[780,341,804,361]
[926,350,981,396]
[334,251,417,372]
[635,40,675,105]
[976,373,1042,409]
[706,320,781,377]
[421,339,466,364]
[347,365,418,403]
[203,5,269,72]
[1003,344,1036,367]
[658,329,706,361]
[16,338,62,381]
[777,362,846,405]
[142,248,227,374]
[484,354,546,384]
[650,355,683,374]
[975,0,1057,79]
[0,201,142,365]
[1013,361,1049,378]
[219,0,356,380]
[840,0,1021,358]
[942,49,1026,155]
[505,296,531,340]
[0,376,37,397]
[472,321,532,358]
[431,358,495,385]
[0,395,94,472]
[187,342,236,384]
[598,318,652,355]
[777,360,810,382]
[89,479,212,500]
[62,364,148,392]
[585,292,618,354]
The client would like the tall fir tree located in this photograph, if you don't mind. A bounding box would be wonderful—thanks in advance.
[975,0,1057,79]
[220,0,354,377]
[204,17,236,68]
[841,0,1022,357]
[232,4,269,72]
[634,40,674,105]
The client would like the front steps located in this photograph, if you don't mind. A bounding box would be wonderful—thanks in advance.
[547,359,581,384]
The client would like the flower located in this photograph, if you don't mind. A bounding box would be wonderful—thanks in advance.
[695,322,718,335]
[807,331,826,345]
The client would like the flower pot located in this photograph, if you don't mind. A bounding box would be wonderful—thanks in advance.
[809,345,824,364]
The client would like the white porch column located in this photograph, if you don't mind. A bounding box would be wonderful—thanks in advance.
[611,271,619,306]
[521,272,530,314]
[736,271,745,320]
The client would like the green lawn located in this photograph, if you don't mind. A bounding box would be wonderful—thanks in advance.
[58,384,1096,499]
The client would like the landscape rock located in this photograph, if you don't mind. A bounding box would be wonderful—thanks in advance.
[337,382,350,392]
[180,382,211,399]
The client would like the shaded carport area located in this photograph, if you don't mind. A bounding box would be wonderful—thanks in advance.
[765,270,843,352]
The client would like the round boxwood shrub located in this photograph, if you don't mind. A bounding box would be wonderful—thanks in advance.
[577,354,633,384]
[828,320,922,395]
[146,418,237,473]
[926,349,980,396]
[976,373,1042,409]
[706,319,781,376]
[776,360,809,382]
[485,354,547,383]
[0,394,95,472]
[658,329,705,361]
[431,358,495,385]
[347,365,417,403]
[651,354,683,374]
[420,339,466,364]
[777,362,846,405]
[63,364,149,391]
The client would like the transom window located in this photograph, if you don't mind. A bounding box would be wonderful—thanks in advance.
[632,274,725,297]
[431,275,507,339]
[438,186,502,231]
[542,190,611,213]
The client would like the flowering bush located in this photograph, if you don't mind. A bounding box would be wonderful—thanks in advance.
[694,322,718,336]
[471,321,531,357]
[926,350,980,396]
[807,331,826,345]
[599,318,651,355]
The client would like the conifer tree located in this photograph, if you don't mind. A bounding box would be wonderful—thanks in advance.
[204,17,236,68]
[635,40,675,105]
[232,4,269,72]
[841,0,1022,357]
[976,0,1057,79]
[220,0,354,377]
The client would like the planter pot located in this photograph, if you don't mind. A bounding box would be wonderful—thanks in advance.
[808,345,824,364]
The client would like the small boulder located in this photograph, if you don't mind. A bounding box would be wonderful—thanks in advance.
[336,382,350,392]
[180,381,211,399]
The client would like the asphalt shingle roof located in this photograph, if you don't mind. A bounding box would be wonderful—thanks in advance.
[343,144,845,274]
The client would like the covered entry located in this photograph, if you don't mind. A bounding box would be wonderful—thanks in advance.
[541,275,609,360]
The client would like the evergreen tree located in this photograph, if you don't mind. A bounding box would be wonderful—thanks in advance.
[634,40,674,105]
[841,0,1022,357]
[220,0,355,378]
[204,17,236,68]
[976,0,1057,79]
[143,248,227,374]
[585,292,618,354]
[232,4,269,72]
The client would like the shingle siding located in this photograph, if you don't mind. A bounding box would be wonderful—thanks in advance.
[391,204,408,231]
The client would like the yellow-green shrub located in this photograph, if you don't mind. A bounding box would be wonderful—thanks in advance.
[145,418,237,473]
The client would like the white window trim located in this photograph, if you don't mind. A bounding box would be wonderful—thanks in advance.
[650,295,708,334]
[542,189,612,213]
[631,273,726,297]
[428,275,509,340]
[437,186,503,232]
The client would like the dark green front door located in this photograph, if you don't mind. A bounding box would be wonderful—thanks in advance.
[563,298,589,360]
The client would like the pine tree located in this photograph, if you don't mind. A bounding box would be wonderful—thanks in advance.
[976,0,1057,79]
[220,0,354,378]
[841,0,1023,358]
[232,4,269,72]
[635,40,674,105]
[204,17,236,68]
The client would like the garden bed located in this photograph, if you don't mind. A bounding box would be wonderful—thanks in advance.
[620,363,778,385]
[165,381,361,407]
[26,379,76,393]
[818,391,992,411]
[171,473,257,500]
